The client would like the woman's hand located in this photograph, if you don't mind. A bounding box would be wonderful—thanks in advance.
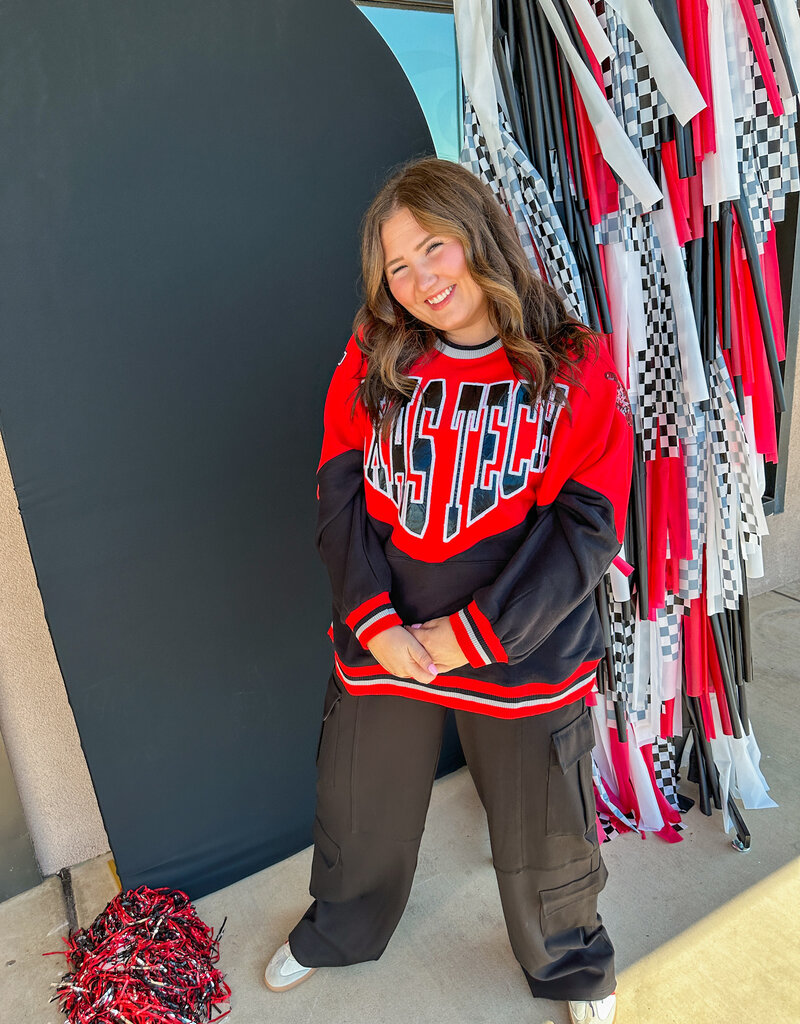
[367,625,439,685]
[407,618,468,673]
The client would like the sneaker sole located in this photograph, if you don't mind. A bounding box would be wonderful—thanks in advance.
[264,966,317,993]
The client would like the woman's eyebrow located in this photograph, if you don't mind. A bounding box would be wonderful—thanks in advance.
[385,234,437,269]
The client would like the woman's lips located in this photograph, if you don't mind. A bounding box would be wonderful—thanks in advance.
[425,284,455,310]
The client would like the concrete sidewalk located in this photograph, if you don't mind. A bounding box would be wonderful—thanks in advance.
[3,584,799,1023]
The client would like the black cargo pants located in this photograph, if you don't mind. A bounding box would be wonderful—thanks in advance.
[289,674,616,1002]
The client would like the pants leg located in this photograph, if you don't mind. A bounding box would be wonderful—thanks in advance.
[289,675,447,968]
[455,698,616,1002]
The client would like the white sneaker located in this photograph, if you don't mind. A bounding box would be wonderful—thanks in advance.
[568,993,617,1024]
[264,940,317,992]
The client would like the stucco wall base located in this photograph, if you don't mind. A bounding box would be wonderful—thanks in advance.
[0,434,109,875]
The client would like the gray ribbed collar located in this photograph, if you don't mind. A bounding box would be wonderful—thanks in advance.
[434,335,503,360]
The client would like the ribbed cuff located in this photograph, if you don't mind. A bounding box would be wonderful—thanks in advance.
[345,592,402,649]
[448,601,508,668]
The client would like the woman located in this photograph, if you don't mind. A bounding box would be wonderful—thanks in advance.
[264,158,632,1024]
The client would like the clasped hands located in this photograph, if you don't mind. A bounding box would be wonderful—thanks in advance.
[366,619,468,685]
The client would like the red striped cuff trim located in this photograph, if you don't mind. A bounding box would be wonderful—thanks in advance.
[449,609,491,668]
[345,592,392,631]
[449,603,508,667]
[357,609,402,647]
[345,593,401,649]
[467,602,508,662]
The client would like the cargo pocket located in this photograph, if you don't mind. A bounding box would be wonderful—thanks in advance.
[539,859,608,954]
[316,675,342,782]
[545,707,596,837]
[308,815,343,899]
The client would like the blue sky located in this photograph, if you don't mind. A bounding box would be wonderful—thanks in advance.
[359,6,461,162]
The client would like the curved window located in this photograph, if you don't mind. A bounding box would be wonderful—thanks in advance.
[356,2,461,162]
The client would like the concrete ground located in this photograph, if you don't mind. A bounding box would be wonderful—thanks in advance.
[3,583,799,1024]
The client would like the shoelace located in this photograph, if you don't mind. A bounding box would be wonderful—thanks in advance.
[587,996,615,1019]
[571,995,615,1021]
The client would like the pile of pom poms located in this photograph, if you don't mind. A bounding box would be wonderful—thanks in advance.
[47,885,230,1023]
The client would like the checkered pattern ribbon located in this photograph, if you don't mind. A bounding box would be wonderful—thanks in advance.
[461,98,589,322]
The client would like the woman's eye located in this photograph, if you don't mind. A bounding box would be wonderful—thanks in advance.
[426,242,442,255]
[389,264,407,276]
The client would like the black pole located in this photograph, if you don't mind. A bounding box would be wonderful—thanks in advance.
[738,551,754,684]
[513,0,550,181]
[733,196,787,412]
[631,430,650,621]
[709,613,744,739]
[728,605,750,733]
[726,791,752,851]
[719,201,733,351]
[687,695,723,810]
[595,580,628,742]
[533,2,576,242]
[550,0,593,69]
[576,206,613,332]
[494,34,529,154]
[761,0,800,97]
[703,206,717,362]
[673,118,691,178]
[556,46,585,206]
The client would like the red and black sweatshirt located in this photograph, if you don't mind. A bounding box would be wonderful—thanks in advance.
[316,333,634,719]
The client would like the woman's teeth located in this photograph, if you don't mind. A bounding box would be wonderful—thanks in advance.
[426,285,454,306]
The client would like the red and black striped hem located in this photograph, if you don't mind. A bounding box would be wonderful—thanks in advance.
[344,592,402,649]
[333,654,598,720]
[449,602,508,667]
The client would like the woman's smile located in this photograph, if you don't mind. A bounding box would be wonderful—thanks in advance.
[426,284,455,307]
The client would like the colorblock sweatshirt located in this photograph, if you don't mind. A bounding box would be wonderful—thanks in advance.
[316,333,634,719]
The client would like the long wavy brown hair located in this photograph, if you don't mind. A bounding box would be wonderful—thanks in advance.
[353,157,598,437]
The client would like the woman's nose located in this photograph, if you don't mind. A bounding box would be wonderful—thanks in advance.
[415,265,436,292]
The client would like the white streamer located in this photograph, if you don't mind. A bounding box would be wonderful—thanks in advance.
[708,695,777,834]
[453,0,503,173]
[536,0,663,209]
[703,0,740,214]
[565,0,615,63]
[603,0,706,124]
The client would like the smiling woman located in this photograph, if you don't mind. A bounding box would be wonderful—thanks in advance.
[380,207,494,345]
[265,157,632,1024]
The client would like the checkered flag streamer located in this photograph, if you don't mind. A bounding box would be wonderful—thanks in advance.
[631,215,692,461]
[655,592,687,663]
[677,413,708,601]
[652,738,681,811]
[460,98,588,321]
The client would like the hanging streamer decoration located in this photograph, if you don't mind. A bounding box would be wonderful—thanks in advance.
[47,886,231,1024]
[454,0,792,847]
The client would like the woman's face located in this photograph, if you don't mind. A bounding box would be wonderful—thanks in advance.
[379,207,494,346]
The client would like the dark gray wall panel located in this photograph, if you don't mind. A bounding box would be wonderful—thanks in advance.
[0,0,434,897]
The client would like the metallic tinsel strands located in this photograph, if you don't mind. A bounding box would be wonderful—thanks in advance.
[48,886,230,1024]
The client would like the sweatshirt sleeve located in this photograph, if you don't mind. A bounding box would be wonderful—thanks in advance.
[316,336,403,649]
[448,344,634,668]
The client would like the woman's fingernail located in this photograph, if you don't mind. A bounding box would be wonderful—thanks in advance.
[428,664,438,675]
[411,623,421,629]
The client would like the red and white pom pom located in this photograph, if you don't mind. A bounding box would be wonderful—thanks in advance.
[48,885,230,1023]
